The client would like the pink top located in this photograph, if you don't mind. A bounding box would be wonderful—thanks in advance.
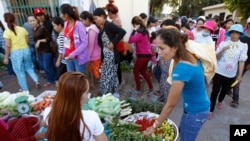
[88,24,101,61]
[216,27,226,50]
[186,30,194,40]
[128,31,152,55]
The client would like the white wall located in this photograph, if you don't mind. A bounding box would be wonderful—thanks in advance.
[94,0,149,40]
[0,0,8,28]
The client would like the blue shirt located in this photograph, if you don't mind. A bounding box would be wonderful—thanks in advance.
[172,61,210,113]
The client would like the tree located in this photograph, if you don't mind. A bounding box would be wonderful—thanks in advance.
[224,0,250,20]
[149,0,168,16]
[167,0,222,17]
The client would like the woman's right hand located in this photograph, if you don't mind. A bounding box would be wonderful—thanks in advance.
[3,58,8,65]
[56,60,61,67]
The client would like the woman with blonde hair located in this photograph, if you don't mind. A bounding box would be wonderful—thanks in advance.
[43,72,107,141]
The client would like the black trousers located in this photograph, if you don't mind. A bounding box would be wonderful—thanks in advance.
[210,73,235,112]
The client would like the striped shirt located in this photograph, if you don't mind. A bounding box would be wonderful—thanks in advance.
[57,32,66,64]
[0,29,5,49]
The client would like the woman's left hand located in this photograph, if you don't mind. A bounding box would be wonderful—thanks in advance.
[143,126,155,136]
[35,41,40,49]
[109,43,114,50]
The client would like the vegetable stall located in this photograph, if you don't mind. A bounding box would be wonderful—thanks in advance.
[0,91,179,141]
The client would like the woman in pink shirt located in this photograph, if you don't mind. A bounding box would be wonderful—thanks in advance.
[128,16,153,95]
[80,11,101,86]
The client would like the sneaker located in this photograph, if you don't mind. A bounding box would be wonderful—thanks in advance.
[113,92,120,99]
[230,101,238,108]
[216,102,223,109]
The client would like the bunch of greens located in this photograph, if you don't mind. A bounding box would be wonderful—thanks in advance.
[120,61,132,72]
[108,119,163,141]
[125,98,164,115]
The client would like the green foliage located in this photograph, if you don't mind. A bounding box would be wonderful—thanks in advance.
[224,0,250,20]
[150,0,168,16]
[166,0,223,17]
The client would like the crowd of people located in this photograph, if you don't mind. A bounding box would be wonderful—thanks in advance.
[0,0,250,140]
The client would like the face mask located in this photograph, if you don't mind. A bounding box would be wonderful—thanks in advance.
[202,30,210,36]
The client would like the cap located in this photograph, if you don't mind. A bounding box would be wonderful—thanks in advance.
[247,17,250,23]
[34,8,44,15]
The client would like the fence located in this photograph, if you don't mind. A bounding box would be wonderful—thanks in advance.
[5,0,60,25]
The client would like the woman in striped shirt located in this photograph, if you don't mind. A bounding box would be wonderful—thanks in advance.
[52,16,67,78]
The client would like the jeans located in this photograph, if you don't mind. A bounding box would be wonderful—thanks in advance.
[65,59,87,74]
[29,46,40,70]
[38,53,57,83]
[10,48,38,91]
[179,111,209,141]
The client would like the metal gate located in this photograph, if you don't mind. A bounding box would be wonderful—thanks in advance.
[5,0,60,25]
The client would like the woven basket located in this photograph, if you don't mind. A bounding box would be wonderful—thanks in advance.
[8,115,41,139]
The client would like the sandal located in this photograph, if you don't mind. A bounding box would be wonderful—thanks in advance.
[36,83,41,89]
[230,101,238,107]
[43,82,53,87]
[208,112,213,120]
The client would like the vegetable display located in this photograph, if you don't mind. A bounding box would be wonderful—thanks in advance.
[114,112,179,141]
[83,93,122,118]
[0,91,36,117]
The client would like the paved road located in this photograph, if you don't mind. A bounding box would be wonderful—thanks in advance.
[0,69,249,141]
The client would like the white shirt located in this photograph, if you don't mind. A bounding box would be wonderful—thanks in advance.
[43,107,104,141]
[192,28,202,40]
[216,40,248,78]
[194,34,213,44]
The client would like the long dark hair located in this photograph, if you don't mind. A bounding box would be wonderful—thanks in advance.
[131,16,148,36]
[156,28,190,61]
[4,13,16,35]
[80,11,94,23]
[51,16,64,28]
[60,4,79,21]
[47,72,91,141]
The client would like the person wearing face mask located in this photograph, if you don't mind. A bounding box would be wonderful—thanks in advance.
[194,20,215,44]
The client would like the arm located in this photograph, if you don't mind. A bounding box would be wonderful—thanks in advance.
[237,61,245,82]
[70,22,88,58]
[35,27,51,49]
[25,35,29,44]
[216,45,230,59]
[108,22,126,46]
[144,80,183,135]
[88,29,97,57]
[3,38,11,64]
[94,132,108,141]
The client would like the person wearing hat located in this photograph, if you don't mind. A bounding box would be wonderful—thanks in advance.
[194,20,215,44]
[209,24,248,119]
[34,8,53,34]
[229,17,250,107]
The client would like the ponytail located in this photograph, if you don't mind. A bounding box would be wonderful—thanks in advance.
[4,13,17,35]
